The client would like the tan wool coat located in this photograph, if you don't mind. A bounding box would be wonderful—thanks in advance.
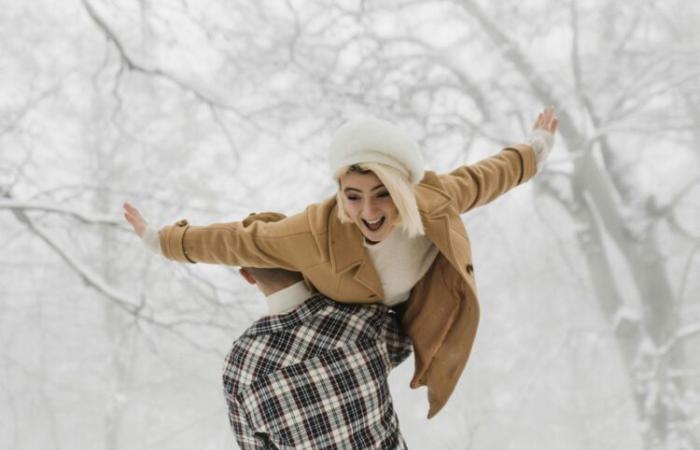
[159,144,537,418]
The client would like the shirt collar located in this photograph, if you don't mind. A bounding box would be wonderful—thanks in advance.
[264,281,313,316]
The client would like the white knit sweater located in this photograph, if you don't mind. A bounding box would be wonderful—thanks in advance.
[363,228,439,305]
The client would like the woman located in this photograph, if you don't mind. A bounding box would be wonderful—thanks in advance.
[124,107,559,418]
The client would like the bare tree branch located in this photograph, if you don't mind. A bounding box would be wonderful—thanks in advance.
[2,192,234,355]
[80,0,276,136]
[0,198,119,226]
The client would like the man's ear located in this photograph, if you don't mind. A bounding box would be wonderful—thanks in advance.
[238,268,257,285]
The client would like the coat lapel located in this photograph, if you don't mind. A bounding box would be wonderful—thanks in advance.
[416,177,457,267]
[421,214,455,266]
[328,203,384,298]
[353,259,384,299]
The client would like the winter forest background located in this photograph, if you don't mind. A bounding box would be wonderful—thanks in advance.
[1,0,699,449]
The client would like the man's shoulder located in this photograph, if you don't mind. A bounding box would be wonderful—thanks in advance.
[224,329,289,383]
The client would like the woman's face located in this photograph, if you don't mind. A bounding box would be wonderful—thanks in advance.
[339,170,399,243]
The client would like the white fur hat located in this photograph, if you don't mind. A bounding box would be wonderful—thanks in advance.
[328,117,425,185]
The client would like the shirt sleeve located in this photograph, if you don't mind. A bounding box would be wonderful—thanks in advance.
[225,392,270,450]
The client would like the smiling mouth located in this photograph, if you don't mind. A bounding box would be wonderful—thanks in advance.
[362,217,385,231]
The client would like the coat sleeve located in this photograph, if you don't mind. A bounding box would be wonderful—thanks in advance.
[439,144,537,214]
[157,209,321,270]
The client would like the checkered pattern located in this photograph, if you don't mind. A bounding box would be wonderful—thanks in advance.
[223,294,412,449]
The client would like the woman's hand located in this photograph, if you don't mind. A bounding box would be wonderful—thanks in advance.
[123,201,147,237]
[529,107,559,171]
[532,106,559,133]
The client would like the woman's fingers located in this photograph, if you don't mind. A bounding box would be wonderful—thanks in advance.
[551,118,559,133]
[123,201,146,237]
[123,201,139,214]
[123,202,142,219]
[533,107,558,132]
[123,212,135,228]
[123,203,137,222]
[533,110,544,130]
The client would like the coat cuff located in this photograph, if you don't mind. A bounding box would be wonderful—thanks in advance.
[158,219,197,263]
[503,143,537,185]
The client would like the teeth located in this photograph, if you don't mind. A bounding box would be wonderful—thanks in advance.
[363,217,384,231]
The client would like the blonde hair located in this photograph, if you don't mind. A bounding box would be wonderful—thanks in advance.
[334,162,424,238]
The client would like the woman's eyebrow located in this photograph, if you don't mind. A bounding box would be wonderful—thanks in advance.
[343,184,385,193]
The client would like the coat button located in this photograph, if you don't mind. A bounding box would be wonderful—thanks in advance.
[176,219,189,227]
[466,263,474,274]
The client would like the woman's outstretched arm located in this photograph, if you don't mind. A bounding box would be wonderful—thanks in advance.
[439,107,559,213]
[122,201,321,270]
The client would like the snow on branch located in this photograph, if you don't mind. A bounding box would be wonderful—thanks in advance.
[9,203,141,315]
[80,0,267,133]
[677,322,700,341]
[658,321,700,355]
[3,196,225,354]
[668,368,700,380]
[0,198,119,226]
[457,0,557,108]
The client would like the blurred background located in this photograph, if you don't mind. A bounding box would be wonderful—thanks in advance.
[1,0,699,449]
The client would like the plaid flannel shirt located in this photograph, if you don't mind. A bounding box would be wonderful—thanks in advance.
[222,294,412,449]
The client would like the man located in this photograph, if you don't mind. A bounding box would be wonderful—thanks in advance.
[222,213,412,449]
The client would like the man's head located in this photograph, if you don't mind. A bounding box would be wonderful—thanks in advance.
[239,212,304,296]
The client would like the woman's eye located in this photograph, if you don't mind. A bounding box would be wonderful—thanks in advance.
[377,191,391,198]
[346,195,360,201]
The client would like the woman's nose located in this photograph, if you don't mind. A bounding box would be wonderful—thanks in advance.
[361,200,379,217]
